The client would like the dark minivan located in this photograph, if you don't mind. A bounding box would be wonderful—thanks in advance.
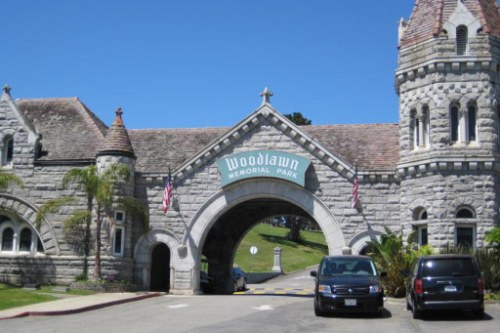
[406,254,484,319]
[310,255,385,317]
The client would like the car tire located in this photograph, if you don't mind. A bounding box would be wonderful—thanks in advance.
[412,299,422,319]
[314,298,325,317]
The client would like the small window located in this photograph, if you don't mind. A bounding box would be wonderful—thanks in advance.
[456,25,468,55]
[450,105,460,142]
[418,226,428,246]
[456,207,474,218]
[2,136,14,166]
[1,228,14,251]
[456,226,474,248]
[115,211,125,224]
[19,228,32,252]
[113,227,124,256]
[467,104,476,142]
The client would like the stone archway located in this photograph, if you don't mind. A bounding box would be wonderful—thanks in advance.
[0,194,60,255]
[183,179,346,293]
[134,229,181,290]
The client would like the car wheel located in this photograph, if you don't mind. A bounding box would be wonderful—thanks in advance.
[412,299,422,319]
[406,294,412,310]
[314,298,325,317]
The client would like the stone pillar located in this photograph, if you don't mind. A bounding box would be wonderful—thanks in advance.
[272,247,283,273]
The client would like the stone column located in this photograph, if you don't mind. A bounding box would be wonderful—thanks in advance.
[272,247,283,273]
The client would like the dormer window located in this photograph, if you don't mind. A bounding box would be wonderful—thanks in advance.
[456,25,468,55]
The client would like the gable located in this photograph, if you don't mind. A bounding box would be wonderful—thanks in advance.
[166,105,399,183]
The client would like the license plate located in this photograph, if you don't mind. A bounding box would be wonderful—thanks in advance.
[444,285,457,292]
[345,299,357,306]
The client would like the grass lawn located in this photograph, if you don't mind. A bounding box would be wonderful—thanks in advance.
[0,284,94,311]
[234,223,328,273]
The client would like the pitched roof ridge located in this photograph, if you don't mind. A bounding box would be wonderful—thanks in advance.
[72,97,108,137]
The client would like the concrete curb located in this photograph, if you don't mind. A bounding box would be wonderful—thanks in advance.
[0,292,163,320]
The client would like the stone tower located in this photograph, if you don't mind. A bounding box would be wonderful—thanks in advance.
[96,108,137,276]
[396,0,500,248]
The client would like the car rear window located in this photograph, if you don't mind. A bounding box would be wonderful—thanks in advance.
[421,258,476,277]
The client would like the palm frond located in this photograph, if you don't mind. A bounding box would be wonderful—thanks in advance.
[116,196,149,232]
[35,196,76,230]
[0,171,24,190]
[63,210,91,232]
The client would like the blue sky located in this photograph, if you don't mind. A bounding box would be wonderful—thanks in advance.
[1,1,417,129]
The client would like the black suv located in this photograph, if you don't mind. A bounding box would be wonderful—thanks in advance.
[310,255,385,317]
[406,254,484,319]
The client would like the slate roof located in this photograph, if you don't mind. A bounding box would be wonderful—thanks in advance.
[399,0,500,48]
[14,98,400,173]
[16,98,108,162]
[98,108,135,158]
[128,123,400,174]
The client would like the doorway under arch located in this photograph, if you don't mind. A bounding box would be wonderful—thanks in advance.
[150,243,171,291]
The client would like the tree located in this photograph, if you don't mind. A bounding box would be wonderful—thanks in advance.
[284,112,312,126]
[283,112,312,242]
[366,228,433,297]
[35,164,148,280]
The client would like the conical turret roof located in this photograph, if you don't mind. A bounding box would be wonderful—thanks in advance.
[399,0,500,48]
[98,108,135,158]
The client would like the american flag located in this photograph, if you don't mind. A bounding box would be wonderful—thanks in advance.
[162,171,173,214]
[352,169,359,209]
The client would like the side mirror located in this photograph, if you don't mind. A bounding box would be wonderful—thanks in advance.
[310,270,317,278]
[380,271,388,278]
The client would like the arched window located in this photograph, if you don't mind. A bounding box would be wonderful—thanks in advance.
[422,106,430,147]
[456,207,475,218]
[2,136,14,165]
[0,215,43,254]
[467,104,477,142]
[411,109,418,149]
[450,105,460,142]
[19,228,32,252]
[1,228,14,251]
[456,25,468,55]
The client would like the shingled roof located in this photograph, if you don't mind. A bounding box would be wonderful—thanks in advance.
[16,98,108,162]
[14,98,400,173]
[399,0,500,48]
[98,108,135,158]
[128,123,400,174]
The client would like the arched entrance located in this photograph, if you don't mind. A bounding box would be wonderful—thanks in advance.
[188,179,346,294]
[201,198,313,294]
[150,243,171,291]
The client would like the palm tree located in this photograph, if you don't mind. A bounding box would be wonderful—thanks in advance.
[36,163,148,280]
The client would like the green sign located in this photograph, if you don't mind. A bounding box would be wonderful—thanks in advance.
[216,150,311,187]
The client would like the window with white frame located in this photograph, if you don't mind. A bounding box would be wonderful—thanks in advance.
[115,210,125,224]
[112,227,124,256]
[0,215,44,254]
[450,103,477,144]
[418,226,428,246]
[456,225,475,248]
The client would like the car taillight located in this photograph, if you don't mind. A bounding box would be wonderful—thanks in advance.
[478,278,484,294]
[415,278,423,295]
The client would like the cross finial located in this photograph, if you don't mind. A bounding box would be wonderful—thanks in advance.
[3,85,11,95]
[260,87,273,105]
[116,107,123,117]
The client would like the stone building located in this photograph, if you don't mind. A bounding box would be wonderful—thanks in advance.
[0,0,499,294]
